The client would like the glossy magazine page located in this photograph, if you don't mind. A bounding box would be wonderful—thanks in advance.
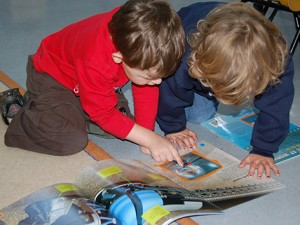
[201,107,300,163]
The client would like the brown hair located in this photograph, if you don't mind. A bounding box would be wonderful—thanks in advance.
[109,0,185,79]
[188,2,288,105]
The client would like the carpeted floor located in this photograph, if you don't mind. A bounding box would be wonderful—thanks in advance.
[1,1,300,224]
[0,71,111,209]
[0,71,197,225]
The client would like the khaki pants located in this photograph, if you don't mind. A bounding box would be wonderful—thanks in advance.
[5,56,132,155]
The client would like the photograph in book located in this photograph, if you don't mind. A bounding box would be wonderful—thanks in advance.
[158,151,222,181]
[0,141,285,225]
[201,107,300,163]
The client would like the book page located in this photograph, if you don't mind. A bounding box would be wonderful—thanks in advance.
[1,141,285,225]
[73,141,286,203]
[73,158,222,225]
[67,141,286,225]
[201,107,300,163]
[74,159,184,199]
[0,183,116,225]
[143,141,286,201]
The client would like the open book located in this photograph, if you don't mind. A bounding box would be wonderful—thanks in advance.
[0,141,285,225]
[202,107,300,163]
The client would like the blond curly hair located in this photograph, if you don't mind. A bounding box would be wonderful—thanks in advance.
[188,2,288,105]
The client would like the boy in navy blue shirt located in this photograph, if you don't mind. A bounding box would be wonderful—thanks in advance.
[157,2,294,179]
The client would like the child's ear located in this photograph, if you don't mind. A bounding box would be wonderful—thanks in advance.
[112,52,123,64]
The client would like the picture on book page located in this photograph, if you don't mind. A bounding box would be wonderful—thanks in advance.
[158,151,222,182]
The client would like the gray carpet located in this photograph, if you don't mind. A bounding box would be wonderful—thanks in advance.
[0,1,300,225]
[0,80,96,209]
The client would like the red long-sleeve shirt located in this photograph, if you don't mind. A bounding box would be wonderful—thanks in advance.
[33,7,159,139]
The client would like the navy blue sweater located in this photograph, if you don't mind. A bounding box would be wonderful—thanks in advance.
[157,2,295,158]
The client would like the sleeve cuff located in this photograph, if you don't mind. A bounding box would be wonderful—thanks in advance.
[249,147,274,158]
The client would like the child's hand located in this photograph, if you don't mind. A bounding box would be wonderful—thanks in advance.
[140,146,151,155]
[239,153,280,179]
[166,128,198,151]
[140,138,183,167]
[126,124,183,166]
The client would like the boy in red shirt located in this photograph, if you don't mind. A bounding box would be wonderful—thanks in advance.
[0,0,185,165]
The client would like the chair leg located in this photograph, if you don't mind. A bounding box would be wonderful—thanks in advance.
[294,13,300,29]
[269,8,278,21]
[290,28,300,55]
[290,13,300,55]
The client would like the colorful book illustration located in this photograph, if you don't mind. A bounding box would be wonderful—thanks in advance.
[201,108,300,163]
[0,141,285,225]
[158,151,222,182]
